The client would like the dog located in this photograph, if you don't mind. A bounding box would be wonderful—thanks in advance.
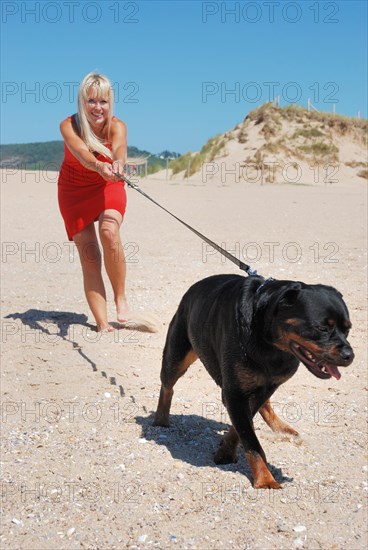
[153,274,354,489]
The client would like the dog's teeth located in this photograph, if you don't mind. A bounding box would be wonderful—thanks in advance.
[306,351,315,362]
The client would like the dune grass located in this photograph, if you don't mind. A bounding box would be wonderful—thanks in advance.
[170,102,366,179]
[357,169,368,180]
[169,135,227,177]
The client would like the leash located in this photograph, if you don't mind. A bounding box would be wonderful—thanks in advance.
[114,172,258,276]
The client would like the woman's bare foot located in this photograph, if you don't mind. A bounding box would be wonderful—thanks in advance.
[97,323,114,333]
[116,297,130,323]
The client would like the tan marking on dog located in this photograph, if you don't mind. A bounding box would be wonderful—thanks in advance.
[246,451,281,490]
[177,350,198,376]
[275,330,347,364]
[274,330,324,355]
[259,399,299,436]
[284,318,301,326]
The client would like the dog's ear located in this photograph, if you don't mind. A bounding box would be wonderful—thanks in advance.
[257,281,302,314]
[257,282,303,341]
[278,284,302,308]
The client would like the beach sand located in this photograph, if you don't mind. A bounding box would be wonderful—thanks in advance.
[1,169,367,549]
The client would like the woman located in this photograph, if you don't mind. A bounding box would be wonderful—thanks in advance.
[58,72,129,332]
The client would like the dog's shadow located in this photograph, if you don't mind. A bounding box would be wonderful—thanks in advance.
[136,412,292,486]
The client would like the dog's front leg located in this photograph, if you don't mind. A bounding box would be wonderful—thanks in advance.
[259,399,299,436]
[223,391,281,490]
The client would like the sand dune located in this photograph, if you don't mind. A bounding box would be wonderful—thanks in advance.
[154,104,367,187]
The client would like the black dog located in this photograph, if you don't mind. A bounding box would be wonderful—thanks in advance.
[153,274,354,489]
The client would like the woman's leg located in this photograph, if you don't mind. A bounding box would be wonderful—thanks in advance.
[98,209,129,322]
[73,223,113,332]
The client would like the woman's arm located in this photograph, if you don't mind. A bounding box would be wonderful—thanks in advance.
[60,118,113,180]
[110,119,127,177]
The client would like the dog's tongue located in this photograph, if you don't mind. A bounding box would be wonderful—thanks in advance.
[323,363,341,380]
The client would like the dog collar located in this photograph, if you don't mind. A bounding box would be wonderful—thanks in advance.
[256,277,274,293]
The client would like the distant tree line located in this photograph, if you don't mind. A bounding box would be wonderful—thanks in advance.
[0,141,181,173]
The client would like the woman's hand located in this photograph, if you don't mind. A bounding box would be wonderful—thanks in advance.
[96,161,114,181]
[112,160,125,182]
[96,160,126,182]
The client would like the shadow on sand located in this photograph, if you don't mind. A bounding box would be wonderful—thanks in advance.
[136,411,293,487]
[4,309,126,396]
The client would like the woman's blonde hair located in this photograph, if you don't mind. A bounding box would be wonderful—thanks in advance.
[76,72,114,159]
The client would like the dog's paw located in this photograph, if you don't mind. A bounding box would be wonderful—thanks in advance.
[253,477,282,490]
[214,449,238,465]
[281,425,299,436]
[152,415,170,428]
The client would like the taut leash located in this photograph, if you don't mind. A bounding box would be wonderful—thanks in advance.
[114,172,258,276]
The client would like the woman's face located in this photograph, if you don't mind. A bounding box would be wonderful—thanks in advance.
[85,90,110,130]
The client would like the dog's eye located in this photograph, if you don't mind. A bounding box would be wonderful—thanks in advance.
[316,326,330,333]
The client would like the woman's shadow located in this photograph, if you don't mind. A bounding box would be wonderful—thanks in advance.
[5,308,95,366]
[4,309,125,395]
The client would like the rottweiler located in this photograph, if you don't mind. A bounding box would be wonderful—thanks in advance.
[153,274,354,489]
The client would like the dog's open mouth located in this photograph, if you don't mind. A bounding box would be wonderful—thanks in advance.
[290,342,341,380]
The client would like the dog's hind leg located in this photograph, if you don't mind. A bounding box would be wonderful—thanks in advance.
[153,313,197,427]
[214,426,239,464]
[153,350,197,427]
[259,399,299,436]
[153,349,197,427]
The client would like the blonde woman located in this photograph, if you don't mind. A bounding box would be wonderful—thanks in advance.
[58,72,129,332]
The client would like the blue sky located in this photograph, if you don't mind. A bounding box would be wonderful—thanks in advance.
[1,0,367,153]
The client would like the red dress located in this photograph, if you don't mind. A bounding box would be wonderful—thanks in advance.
[58,118,127,240]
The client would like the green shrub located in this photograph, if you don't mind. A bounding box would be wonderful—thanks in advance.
[238,128,248,143]
[292,128,324,139]
[169,136,227,177]
[298,142,339,156]
[170,152,193,175]
[345,160,368,168]
[184,153,206,177]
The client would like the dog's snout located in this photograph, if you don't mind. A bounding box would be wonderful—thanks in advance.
[340,346,354,364]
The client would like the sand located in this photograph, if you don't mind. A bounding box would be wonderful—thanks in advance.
[1,169,367,549]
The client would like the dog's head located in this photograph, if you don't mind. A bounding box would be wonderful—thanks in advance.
[258,281,354,380]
